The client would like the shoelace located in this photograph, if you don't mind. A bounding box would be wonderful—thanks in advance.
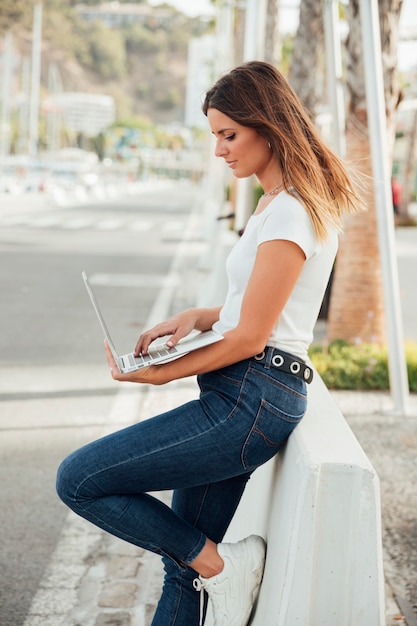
[193,577,204,626]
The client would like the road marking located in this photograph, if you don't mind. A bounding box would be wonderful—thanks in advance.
[22,512,104,626]
[28,217,62,228]
[0,215,187,234]
[164,220,183,231]
[0,215,28,226]
[62,217,95,229]
[89,272,179,288]
[95,218,124,230]
[131,219,153,231]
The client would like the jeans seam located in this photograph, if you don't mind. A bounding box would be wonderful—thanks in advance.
[248,363,307,399]
[228,367,251,420]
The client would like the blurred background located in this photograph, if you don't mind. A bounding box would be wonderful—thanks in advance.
[1,2,417,625]
[0,0,415,208]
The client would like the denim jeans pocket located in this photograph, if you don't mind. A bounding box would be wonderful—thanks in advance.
[241,397,305,470]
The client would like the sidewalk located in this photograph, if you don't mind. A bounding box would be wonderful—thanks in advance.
[24,212,417,625]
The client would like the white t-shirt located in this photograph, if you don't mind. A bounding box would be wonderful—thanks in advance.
[212,191,338,360]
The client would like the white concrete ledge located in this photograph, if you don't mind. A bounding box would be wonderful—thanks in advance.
[212,373,385,626]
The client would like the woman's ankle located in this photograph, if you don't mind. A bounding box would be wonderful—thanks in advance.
[190,538,224,578]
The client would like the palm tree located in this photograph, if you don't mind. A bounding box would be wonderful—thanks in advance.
[326,0,404,344]
[264,0,281,66]
[401,109,417,218]
[288,0,324,118]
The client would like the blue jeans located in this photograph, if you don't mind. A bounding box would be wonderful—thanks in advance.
[56,348,307,625]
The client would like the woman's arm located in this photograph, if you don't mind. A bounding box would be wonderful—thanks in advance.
[105,239,305,385]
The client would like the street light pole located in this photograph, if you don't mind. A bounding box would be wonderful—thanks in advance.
[17,57,31,155]
[0,31,13,161]
[29,3,42,157]
[359,0,410,414]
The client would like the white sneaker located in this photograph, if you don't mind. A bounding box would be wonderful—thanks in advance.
[193,534,266,626]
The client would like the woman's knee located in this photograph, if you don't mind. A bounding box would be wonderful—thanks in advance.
[56,449,86,507]
[56,454,74,505]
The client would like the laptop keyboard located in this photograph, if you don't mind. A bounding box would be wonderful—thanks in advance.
[128,345,178,367]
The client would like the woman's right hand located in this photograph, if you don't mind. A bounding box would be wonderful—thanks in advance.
[134,309,200,357]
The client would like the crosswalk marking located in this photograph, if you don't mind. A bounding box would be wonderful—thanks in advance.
[89,272,179,288]
[0,215,185,233]
[130,220,153,231]
[95,219,123,230]
[0,216,28,226]
[164,220,183,231]
[62,218,95,229]
[28,217,61,228]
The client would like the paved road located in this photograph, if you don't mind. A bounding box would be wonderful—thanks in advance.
[0,182,205,626]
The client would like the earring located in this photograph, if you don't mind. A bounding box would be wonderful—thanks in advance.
[267,141,272,149]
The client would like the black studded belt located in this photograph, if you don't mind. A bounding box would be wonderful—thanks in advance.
[253,347,313,384]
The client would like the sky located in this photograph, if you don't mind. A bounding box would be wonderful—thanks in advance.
[149,0,417,70]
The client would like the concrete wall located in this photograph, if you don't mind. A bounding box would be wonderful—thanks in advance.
[207,372,386,626]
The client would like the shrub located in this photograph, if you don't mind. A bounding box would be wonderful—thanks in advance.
[309,340,417,393]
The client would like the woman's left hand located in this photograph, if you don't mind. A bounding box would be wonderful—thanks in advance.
[104,340,161,384]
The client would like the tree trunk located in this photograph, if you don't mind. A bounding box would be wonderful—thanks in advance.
[288,0,324,118]
[402,109,417,216]
[264,0,281,66]
[326,0,403,345]
[233,3,246,66]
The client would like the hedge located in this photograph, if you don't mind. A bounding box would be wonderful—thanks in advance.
[309,340,417,392]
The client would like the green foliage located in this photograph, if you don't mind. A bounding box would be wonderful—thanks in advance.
[156,87,180,110]
[43,6,88,60]
[254,184,264,206]
[309,340,417,393]
[136,82,150,99]
[82,21,127,80]
[113,116,155,130]
[0,0,30,34]
[124,22,165,54]
[3,0,212,124]
[406,343,417,392]
[280,33,294,75]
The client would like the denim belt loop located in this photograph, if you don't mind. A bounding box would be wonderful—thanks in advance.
[265,346,274,368]
[254,347,271,369]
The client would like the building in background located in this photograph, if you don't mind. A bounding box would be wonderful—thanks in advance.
[75,2,172,29]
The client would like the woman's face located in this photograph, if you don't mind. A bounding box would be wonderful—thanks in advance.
[207,108,273,181]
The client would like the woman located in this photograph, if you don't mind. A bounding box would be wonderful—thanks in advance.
[57,61,361,626]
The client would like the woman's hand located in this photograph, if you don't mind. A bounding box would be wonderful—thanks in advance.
[104,307,222,387]
[104,340,162,384]
[134,310,198,357]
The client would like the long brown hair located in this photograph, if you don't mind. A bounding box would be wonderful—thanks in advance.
[203,61,361,240]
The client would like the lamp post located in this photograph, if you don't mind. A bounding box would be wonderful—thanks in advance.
[359,0,410,414]
[29,3,42,157]
[0,31,13,161]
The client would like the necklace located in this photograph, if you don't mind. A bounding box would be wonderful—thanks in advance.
[260,183,283,198]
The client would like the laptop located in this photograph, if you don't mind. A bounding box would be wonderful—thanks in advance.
[82,271,224,373]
